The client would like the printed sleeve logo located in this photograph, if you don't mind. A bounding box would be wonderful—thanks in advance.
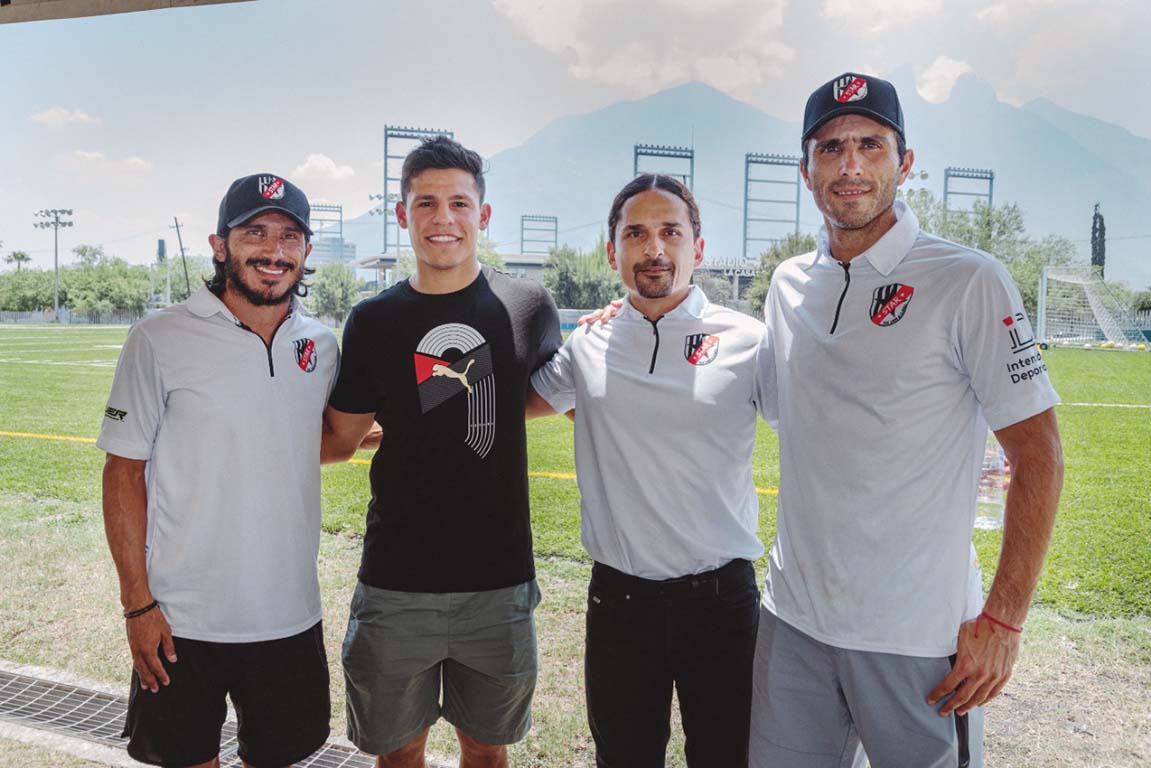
[684,334,720,366]
[293,338,317,372]
[1002,313,1036,354]
[413,323,495,459]
[258,176,285,200]
[869,283,914,326]
[834,76,868,103]
[104,406,127,422]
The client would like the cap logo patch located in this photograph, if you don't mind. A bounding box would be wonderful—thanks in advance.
[258,176,285,200]
[684,334,720,366]
[834,76,868,103]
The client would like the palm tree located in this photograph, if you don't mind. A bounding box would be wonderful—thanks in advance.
[4,251,32,273]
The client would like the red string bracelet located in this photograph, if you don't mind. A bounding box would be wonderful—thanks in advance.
[979,610,1022,634]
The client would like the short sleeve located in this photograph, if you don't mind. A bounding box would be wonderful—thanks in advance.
[96,325,165,461]
[530,334,576,414]
[956,259,1060,430]
[532,286,563,371]
[327,309,377,414]
[753,312,779,429]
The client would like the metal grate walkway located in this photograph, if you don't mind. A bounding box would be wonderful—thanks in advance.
[0,669,376,766]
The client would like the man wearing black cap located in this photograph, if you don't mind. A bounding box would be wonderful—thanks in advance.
[99,174,338,768]
[748,73,1064,767]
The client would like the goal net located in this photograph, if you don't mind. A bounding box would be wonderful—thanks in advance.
[1036,266,1148,349]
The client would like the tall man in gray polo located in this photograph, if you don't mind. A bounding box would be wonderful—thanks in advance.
[749,72,1064,767]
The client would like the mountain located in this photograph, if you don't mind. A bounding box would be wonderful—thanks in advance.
[344,78,1151,290]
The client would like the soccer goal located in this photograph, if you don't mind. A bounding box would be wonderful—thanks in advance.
[1036,266,1148,350]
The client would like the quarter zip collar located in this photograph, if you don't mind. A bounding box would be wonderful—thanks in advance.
[186,286,298,377]
[812,199,920,276]
[619,285,709,322]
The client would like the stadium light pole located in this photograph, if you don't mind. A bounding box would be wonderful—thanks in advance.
[33,209,73,322]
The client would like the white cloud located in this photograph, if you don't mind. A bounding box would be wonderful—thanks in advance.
[32,107,101,127]
[916,56,974,103]
[67,150,153,174]
[822,0,942,33]
[493,0,793,93]
[974,3,1010,22]
[292,154,355,181]
[123,157,154,171]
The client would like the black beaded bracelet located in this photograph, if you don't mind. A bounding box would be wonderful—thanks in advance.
[123,600,159,620]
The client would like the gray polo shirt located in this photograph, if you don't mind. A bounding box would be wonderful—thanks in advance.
[761,202,1059,657]
[532,287,770,580]
[98,287,338,642]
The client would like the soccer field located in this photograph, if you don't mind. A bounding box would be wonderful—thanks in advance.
[0,323,1148,617]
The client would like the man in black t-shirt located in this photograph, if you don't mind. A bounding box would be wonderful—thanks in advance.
[322,136,561,768]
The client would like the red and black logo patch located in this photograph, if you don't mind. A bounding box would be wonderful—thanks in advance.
[869,283,914,327]
[258,176,285,200]
[834,75,868,103]
[684,334,720,366]
[293,337,317,372]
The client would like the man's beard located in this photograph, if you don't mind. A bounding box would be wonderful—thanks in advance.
[634,260,675,299]
[224,244,301,306]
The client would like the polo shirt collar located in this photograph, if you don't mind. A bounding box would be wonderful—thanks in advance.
[186,286,298,324]
[815,199,920,277]
[621,285,709,321]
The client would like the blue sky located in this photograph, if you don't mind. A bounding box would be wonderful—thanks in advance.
[2,0,1148,286]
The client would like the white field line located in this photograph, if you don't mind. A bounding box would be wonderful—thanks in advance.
[0,359,117,368]
[0,340,123,348]
[1059,402,1151,409]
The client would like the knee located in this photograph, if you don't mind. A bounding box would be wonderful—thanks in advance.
[456,728,508,765]
[377,728,430,768]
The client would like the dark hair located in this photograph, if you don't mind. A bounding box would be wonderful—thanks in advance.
[205,238,315,298]
[607,174,702,243]
[801,132,907,167]
[401,135,486,203]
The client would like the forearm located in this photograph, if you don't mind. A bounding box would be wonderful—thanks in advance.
[321,407,376,463]
[985,410,1064,627]
[525,384,562,421]
[102,455,152,611]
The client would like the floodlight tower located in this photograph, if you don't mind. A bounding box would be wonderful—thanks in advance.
[374,126,454,257]
[742,153,801,261]
[520,215,558,255]
[33,208,73,321]
[633,144,694,189]
[943,167,994,214]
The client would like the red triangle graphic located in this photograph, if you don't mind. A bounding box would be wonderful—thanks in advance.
[414,352,449,384]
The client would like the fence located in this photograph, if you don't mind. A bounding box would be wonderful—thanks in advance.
[0,308,143,325]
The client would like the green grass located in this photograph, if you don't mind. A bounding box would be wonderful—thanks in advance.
[0,327,1147,617]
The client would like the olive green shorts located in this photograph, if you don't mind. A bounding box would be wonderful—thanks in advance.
[342,579,541,756]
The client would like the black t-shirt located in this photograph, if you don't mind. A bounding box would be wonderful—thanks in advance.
[329,267,562,592]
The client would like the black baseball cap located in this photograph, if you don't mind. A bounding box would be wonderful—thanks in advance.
[802,72,905,143]
[216,174,312,237]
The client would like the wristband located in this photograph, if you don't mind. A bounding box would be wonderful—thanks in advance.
[123,600,159,620]
[979,610,1022,634]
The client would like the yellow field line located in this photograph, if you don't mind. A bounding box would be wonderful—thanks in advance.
[3,431,779,495]
[0,430,97,444]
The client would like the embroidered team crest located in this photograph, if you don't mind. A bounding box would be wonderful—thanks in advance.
[293,338,317,372]
[833,75,868,103]
[870,283,914,327]
[684,334,720,366]
[258,176,285,200]
[412,323,496,458]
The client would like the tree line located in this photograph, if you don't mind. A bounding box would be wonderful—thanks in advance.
[5,196,1149,321]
